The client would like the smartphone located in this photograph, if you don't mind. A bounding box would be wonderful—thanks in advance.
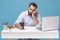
[19,22,24,29]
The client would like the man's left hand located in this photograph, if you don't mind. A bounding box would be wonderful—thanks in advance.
[32,11,36,18]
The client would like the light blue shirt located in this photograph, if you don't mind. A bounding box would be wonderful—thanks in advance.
[14,11,41,26]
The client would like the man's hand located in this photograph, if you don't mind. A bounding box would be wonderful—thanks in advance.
[32,11,36,15]
[14,23,23,29]
[32,11,36,18]
[14,23,20,28]
[32,11,39,25]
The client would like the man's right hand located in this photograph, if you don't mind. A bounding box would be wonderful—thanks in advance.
[14,23,23,29]
[14,23,20,28]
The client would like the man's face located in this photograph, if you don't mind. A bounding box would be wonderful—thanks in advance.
[28,5,37,15]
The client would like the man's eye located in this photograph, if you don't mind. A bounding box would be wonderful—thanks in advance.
[30,9,32,10]
[33,10,35,11]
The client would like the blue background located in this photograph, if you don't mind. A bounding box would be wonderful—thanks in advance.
[0,0,60,40]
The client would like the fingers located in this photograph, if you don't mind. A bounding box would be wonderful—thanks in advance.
[14,23,23,29]
[33,11,36,15]
[14,23,20,28]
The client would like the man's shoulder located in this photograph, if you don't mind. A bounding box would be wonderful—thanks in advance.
[36,12,40,15]
[20,10,28,16]
[21,10,28,14]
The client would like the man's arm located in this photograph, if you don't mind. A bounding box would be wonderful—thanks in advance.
[32,14,39,25]
[13,12,25,29]
[32,11,40,25]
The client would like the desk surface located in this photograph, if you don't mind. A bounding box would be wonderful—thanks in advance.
[1,27,59,38]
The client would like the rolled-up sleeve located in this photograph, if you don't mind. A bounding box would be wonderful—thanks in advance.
[35,13,41,27]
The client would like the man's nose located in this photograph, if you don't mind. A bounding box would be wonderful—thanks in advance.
[31,10,33,13]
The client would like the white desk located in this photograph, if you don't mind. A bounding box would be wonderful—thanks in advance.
[1,27,59,39]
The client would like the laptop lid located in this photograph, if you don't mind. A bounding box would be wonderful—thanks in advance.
[42,16,59,31]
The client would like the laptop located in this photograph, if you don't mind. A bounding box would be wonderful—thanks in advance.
[42,16,59,31]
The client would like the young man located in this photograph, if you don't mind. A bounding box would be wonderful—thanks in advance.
[14,2,41,40]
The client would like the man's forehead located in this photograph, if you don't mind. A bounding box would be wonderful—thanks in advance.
[29,5,36,10]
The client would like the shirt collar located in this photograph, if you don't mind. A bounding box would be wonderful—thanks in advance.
[26,10,29,16]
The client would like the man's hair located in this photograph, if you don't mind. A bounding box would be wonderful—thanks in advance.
[29,2,37,8]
